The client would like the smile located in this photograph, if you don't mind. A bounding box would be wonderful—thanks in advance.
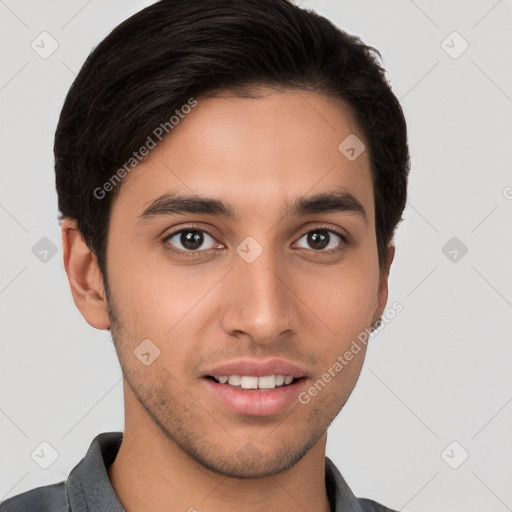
[210,374,297,390]
[204,375,307,416]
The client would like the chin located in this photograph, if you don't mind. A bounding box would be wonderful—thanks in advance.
[190,435,318,479]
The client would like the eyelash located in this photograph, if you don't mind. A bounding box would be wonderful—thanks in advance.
[161,224,347,258]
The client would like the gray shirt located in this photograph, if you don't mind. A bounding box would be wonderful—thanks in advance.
[0,432,398,512]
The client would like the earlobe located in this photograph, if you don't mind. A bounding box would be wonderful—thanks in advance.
[61,219,111,330]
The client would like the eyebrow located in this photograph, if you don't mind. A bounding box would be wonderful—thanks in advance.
[138,189,367,224]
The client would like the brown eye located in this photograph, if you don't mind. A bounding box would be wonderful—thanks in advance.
[295,229,345,252]
[165,229,217,252]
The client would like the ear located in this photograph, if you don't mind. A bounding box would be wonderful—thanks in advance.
[375,243,395,320]
[61,218,110,330]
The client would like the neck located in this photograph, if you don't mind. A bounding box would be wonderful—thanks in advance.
[108,385,332,512]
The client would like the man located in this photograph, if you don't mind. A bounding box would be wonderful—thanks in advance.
[0,0,410,511]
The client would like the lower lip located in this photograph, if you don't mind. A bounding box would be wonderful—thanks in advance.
[204,378,308,416]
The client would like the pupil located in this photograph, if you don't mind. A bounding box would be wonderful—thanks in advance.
[181,230,203,250]
[308,231,329,250]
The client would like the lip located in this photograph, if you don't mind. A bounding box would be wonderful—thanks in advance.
[202,358,309,379]
[204,376,308,416]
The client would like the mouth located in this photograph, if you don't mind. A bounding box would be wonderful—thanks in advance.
[203,374,308,416]
[201,358,309,416]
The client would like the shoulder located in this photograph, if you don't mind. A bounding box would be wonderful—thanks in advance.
[0,481,69,512]
[358,497,400,512]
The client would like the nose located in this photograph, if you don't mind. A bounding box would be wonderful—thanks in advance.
[220,246,295,345]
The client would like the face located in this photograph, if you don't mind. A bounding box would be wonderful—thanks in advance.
[102,88,391,478]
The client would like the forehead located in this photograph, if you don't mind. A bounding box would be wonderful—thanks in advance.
[114,89,374,223]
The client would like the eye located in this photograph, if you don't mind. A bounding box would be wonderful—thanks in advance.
[163,228,219,254]
[294,228,346,253]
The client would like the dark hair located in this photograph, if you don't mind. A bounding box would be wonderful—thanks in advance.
[55,0,410,283]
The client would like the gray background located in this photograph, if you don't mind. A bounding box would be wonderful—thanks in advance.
[1,1,511,511]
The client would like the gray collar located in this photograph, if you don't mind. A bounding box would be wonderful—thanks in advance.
[67,432,365,512]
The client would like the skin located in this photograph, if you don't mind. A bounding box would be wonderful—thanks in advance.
[62,88,394,512]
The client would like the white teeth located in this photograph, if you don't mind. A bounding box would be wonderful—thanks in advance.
[275,375,285,386]
[257,375,276,389]
[227,375,241,386]
[240,376,258,389]
[215,374,296,389]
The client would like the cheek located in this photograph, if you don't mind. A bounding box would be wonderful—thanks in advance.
[106,243,221,342]
[106,266,201,382]
[294,253,379,339]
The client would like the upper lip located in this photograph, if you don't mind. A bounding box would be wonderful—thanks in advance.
[203,358,309,379]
